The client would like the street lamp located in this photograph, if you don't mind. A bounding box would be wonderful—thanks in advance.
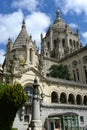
[30,78,42,130]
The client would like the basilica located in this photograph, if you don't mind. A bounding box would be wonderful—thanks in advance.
[1,10,87,130]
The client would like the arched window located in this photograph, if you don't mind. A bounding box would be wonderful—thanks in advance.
[72,60,79,82]
[48,42,50,50]
[53,40,57,49]
[76,94,82,105]
[82,56,87,82]
[73,40,75,48]
[82,56,87,64]
[60,92,67,103]
[72,60,77,68]
[73,70,76,81]
[24,86,33,102]
[70,39,72,47]
[77,41,79,49]
[30,48,33,63]
[83,66,87,83]
[83,95,87,105]
[76,69,79,81]
[68,94,75,104]
[62,39,65,47]
[51,91,58,103]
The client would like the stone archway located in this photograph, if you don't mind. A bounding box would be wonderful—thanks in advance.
[68,93,75,104]
[60,92,67,104]
[51,91,58,103]
[76,94,82,105]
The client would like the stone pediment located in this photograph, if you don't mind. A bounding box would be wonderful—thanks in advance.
[14,67,42,78]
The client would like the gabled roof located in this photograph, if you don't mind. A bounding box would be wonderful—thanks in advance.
[14,67,43,78]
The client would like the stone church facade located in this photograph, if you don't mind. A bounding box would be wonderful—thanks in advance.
[1,10,87,130]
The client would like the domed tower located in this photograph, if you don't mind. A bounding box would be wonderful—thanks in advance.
[41,10,81,60]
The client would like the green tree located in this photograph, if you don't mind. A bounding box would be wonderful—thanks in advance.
[47,64,71,80]
[0,83,27,130]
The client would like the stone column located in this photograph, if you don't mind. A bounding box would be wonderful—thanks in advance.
[74,95,77,105]
[31,78,42,130]
[58,93,60,104]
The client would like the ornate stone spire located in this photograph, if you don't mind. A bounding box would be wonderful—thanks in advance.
[13,19,28,48]
[22,19,26,29]
[56,10,61,19]
[8,37,12,43]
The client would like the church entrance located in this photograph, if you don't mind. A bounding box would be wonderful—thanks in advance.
[50,118,61,130]
[47,113,79,130]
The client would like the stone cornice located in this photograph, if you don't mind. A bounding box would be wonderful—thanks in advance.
[41,103,87,110]
[44,77,87,88]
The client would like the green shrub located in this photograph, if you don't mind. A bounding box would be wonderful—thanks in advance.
[12,128,18,130]
[0,83,27,130]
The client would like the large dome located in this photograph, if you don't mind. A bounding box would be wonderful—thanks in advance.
[52,10,72,32]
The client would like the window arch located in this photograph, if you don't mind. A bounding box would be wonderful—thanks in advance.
[68,93,75,104]
[62,38,65,47]
[72,60,77,68]
[30,48,33,63]
[83,95,87,105]
[60,92,67,103]
[24,86,33,102]
[73,40,75,48]
[82,56,87,64]
[47,42,50,50]
[51,91,58,103]
[53,40,57,49]
[73,70,76,81]
[76,94,82,105]
[70,39,72,46]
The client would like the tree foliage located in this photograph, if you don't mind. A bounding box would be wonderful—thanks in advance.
[47,64,71,80]
[0,83,27,130]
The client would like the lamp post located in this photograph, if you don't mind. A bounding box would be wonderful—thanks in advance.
[31,78,42,130]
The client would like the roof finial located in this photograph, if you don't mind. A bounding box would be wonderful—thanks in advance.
[8,37,12,43]
[22,19,26,29]
[56,10,60,19]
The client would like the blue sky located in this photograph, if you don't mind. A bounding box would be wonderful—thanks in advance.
[0,0,87,64]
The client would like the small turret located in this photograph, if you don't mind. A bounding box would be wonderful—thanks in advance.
[6,37,13,52]
[41,33,43,50]
[29,34,32,41]
[41,33,43,40]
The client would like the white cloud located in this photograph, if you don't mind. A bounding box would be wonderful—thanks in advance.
[0,0,51,62]
[0,49,5,64]
[12,0,41,12]
[82,32,87,43]
[26,11,51,45]
[0,10,51,62]
[54,0,87,15]
[0,9,51,45]
[0,10,24,44]
[69,23,78,28]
